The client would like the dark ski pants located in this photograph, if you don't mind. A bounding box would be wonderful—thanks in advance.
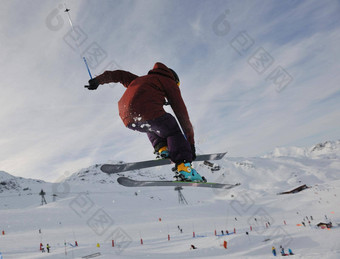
[127,113,192,163]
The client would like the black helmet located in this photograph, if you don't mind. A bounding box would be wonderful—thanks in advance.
[169,68,180,86]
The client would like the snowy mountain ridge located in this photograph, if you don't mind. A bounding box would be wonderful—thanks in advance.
[0,170,46,194]
[0,139,339,191]
[59,140,340,193]
[263,140,340,159]
[63,163,116,184]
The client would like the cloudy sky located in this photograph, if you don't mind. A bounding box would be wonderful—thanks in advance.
[1,0,339,181]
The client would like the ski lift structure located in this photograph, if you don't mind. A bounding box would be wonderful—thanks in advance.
[39,189,47,205]
[174,186,188,205]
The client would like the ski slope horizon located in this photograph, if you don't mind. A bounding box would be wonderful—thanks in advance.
[0,140,339,258]
[1,0,339,181]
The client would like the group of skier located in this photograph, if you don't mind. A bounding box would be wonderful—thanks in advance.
[272,246,294,256]
[40,244,50,253]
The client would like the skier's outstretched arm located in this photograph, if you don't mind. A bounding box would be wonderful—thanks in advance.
[85,70,138,90]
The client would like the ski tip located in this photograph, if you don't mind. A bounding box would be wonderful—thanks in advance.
[117,176,127,184]
[100,164,112,174]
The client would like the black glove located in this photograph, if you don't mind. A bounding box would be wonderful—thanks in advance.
[85,78,99,90]
[191,144,196,161]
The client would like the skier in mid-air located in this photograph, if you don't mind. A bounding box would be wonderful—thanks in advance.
[85,62,205,182]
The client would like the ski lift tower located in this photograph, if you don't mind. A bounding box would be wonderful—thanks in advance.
[174,186,188,205]
[39,189,47,205]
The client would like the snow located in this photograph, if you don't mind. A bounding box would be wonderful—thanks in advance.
[264,140,340,159]
[1,140,340,258]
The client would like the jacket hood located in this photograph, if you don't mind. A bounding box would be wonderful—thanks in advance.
[148,62,176,81]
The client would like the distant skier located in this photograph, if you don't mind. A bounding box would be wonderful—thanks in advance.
[272,246,276,256]
[280,247,287,256]
[46,244,50,253]
[86,62,204,182]
[178,226,183,233]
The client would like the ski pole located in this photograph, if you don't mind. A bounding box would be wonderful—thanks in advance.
[64,4,93,79]
[83,57,93,79]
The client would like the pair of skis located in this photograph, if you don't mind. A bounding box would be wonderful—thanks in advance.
[101,152,240,189]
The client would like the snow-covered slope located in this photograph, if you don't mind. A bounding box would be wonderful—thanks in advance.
[0,141,339,258]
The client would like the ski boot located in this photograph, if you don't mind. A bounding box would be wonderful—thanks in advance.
[174,162,207,182]
[155,146,170,159]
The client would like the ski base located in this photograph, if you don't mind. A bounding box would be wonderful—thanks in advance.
[101,152,227,174]
[117,176,240,189]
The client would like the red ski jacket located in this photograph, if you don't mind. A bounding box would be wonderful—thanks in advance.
[94,62,195,144]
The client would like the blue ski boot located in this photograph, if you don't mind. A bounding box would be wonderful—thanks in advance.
[155,146,170,159]
[175,162,206,182]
